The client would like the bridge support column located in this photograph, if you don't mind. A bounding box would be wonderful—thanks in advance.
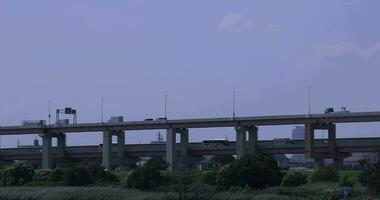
[41,134,53,169]
[333,157,343,169]
[102,131,112,170]
[304,123,314,159]
[166,128,176,171]
[116,131,125,167]
[180,128,189,157]
[328,124,337,155]
[235,126,247,159]
[57,133,66,160]
[247,126,258,155]
[314,157,325,170]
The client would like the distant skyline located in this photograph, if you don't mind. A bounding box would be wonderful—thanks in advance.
[1,0,380,147]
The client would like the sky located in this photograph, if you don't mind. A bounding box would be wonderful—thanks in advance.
[1,0,380,148]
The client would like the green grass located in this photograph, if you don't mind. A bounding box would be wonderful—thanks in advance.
[0,187,150,200]
[302,170,361,184]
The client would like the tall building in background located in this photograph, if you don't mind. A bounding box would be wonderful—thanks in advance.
[292,126,304,140]
[291,126,305,162]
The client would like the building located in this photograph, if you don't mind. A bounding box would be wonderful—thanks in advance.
[291,126,305,162]
[292,126,304,139]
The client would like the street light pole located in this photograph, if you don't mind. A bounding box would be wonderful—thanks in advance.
[233,90,236,119]
[164,94,167,118]
[308,86,311,116]
[101,98,104,123]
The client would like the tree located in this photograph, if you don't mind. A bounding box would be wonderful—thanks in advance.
[216,154,282,190]
[359,162,380,194]
[281,171,307,187]
[0,162,35,186]
[209,155,235,168]
[64,165,93,186]
[311,167,339,183]
[126,157,169,190]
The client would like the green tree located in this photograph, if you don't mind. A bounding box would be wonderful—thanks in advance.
[64,165,93,186]
[126,157,169,190]
[209,155,235,168]
[0,163,35,186]
[281,171,307,187]
[216,154,282,190]
[311,167,339,183]
[359,162,380,194]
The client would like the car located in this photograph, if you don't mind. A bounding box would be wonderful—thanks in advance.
[155,117,167,121]
[144,118,154,121]
[202,139,230,146]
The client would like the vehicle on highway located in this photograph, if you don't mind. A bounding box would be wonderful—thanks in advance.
[202,139,230,146]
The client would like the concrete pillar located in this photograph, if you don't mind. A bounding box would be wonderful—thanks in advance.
[41,134,52,169]
[304,123,314,159]
[180,129,189,157]
[166,128,176,171]
[247,126,258,155]
[314,157,325,170]
[328,124,337,155]
[235,126,247,159]
[117,131,125,165]
[102,131,113,170]
[333,157,344,169]
[57,133,66,159]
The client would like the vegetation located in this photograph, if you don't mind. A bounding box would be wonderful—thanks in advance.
[340,175,354,187]
[0,162,35,186]
[281,171,307,187]
[126,157,169,190]
[311,167,339,183]
[216,154,282,190]
[2,156,380,199]
[359,161,380,194]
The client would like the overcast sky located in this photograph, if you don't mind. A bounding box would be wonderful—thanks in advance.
[1,0,380,147]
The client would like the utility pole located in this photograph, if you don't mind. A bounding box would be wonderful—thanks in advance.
[101,98,104,123]
[48,100,51,125]
[233,90,236,119]
[164,94,167,118]
[308,86,311,116]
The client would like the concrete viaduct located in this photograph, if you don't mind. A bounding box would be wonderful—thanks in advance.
[1,111,380,170]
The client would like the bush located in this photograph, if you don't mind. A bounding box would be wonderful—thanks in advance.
[48,168,64,182]
[311,167,339,183]
[340,175,353,188]
[281,171,307,187]
[203,170,217,185]
[0,162,35,186]
[64,165,93,186]
[359,162,380,194]
[216,155,282,190]
[86,163,118,183]
[126,157,169,190]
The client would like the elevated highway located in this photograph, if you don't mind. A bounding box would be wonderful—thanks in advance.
[1,137,379,161]
[1,111,379,170]
[1,112,380,135]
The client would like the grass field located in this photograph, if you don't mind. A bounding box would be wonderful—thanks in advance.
[0,187,149,200]
[0,170,378,200]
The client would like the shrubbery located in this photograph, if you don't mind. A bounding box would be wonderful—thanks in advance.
[281,171,307,187]
[216,155,282,190]
[64,165,93,186]
[203,170,217,185]
[126,157,169,190]
[340,175,353,188]
[63,164,118,186]
[311,167,339,182]
[359,162,380,194]
[0,162,35,186]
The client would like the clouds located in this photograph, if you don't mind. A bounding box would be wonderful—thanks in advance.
[319,41,380,60]
[217,13,281,32]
